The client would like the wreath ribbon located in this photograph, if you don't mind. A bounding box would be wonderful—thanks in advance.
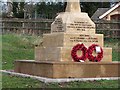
[87,44,103,62]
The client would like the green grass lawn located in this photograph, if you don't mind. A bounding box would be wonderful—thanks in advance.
[2,74,119,88]
[1,34,120,89]
[104,38,120,61]
[2,34,42,70]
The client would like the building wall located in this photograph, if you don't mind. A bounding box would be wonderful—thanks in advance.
[103,6,120,20]
[111,14,120,21]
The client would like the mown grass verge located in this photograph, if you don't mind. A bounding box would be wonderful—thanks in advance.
[2,74,119,88]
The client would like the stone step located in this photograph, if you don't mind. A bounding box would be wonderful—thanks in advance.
[35,47,112,62]
[15,60,120,78]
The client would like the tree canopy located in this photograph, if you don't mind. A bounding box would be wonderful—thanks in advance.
[13,2,25,18]
[12,1,111,18]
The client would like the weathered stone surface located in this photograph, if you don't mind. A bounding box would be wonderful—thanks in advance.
[43,33,104,47]
[35,47,61,61]
[65,0,81,12]
[35,47,112,62]
[51,12,95,34]
[15,60,120,78]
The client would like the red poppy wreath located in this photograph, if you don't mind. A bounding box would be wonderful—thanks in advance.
[71,43,88,62]
[87,44,103,62]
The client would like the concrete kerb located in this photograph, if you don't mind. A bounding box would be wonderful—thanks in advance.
[1,70,120,83]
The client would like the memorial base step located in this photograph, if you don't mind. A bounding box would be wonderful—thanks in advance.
[15,60,120,78]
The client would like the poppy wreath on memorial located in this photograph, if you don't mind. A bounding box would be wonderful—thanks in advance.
[71,43,88,62]
[87,44,103,62]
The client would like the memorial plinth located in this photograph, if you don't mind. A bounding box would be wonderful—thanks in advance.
[15,0,120,79]
[15,61,120,78]
[51,12,95,34]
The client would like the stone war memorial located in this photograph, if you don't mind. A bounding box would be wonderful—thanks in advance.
[15,0,120,79]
